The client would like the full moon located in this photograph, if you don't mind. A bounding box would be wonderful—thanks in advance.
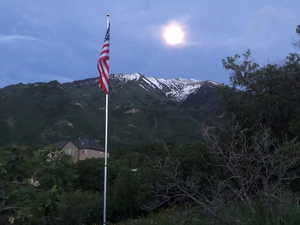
[163,23,185,45]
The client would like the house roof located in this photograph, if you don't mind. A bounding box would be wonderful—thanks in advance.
[54,140,69,149]
[74,139,104,151]
[55,138,104,152]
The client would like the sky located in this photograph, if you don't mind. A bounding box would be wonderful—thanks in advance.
[0,0,300,87]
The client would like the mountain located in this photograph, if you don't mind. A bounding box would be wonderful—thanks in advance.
[113,73,219,101]
[0,73,223,149]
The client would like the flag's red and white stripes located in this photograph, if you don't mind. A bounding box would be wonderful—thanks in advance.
[97,23,110,94]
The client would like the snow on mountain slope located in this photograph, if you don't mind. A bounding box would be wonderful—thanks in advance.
[111,73,219,101]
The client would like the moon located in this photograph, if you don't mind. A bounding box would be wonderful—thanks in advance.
[163,22,185,46]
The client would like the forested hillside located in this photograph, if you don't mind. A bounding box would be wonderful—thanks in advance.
[0,75,221,149]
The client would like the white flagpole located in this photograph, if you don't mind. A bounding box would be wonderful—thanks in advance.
[103,14,110,225]
[103,94,108,225]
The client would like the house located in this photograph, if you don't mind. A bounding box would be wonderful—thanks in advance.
[57,139,107,163]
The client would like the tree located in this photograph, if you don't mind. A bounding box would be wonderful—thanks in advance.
[108,152,152,222]
[74,158,104,192]
[221,51,300,140]
[0,147,77,225]
[295,25,300,48]
[145,126,300,225]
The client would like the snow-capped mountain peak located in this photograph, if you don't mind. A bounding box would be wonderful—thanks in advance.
[111,73,219,101]
[115,73,142,82]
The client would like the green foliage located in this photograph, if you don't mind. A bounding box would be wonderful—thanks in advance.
[74,158,104,192]
[107,152,152,221]
[116,202,300,225]
[55,191,101,225]
[0,147,77,224]
[295,25,300,48]
[222,51,300,140]
[222,50,260,88]
[115,207,204,225]
[1,136,300,224]
[109,167,146,221]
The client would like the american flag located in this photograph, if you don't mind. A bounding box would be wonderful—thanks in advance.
[97,21,110,94]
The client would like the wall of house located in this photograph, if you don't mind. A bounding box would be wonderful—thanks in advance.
[62,142,79,162]
[79,149,106,161]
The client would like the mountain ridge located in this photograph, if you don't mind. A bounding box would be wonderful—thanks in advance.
[3,73,220,101]
[0,73,223,148]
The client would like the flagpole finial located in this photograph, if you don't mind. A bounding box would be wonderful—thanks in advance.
[106,14,110,29]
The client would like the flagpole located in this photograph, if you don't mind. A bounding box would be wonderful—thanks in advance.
[103,14,110,225]
[103,93,108,225]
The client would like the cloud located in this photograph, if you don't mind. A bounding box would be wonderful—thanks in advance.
[0,34,37,44]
